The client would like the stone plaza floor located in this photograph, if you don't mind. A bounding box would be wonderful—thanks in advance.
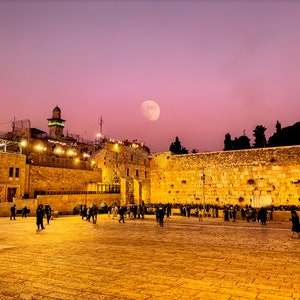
[0,214,299,300]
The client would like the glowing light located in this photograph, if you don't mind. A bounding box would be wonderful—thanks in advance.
[67,149,76,156]
[34,144,46,152]
[20,140,27,147]
[54,147,64,155]
[48,121,65,127]
[113,144,119,152]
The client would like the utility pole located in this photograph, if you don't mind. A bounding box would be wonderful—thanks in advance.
[99,116,103,135]
[201,166,205,217]
[97,116,104,142]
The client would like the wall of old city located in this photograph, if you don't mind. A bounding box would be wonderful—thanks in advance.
[0,193,120,217]
[92,141,151,205]
[149,146,300,207]
[26,165,102,197]
[0,152,26,202]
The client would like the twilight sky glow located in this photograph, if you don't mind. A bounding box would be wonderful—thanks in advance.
[1,0,300,153]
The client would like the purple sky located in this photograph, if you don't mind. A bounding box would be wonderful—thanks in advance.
[1,0,300,153]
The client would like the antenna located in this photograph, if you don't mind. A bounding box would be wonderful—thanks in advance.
[99,116,104,135]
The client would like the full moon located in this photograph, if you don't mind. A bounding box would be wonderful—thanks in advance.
[141,100,160,121]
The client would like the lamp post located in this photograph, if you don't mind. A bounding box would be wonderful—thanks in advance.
[201,166,205,217]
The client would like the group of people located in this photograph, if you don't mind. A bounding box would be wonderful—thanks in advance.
[109,204,147,220]
[8,201,300,237]
[80,204,98,224]
[223,206,268,225]
[10,204,30,220]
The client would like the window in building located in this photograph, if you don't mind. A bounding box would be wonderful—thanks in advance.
[9,167,13,177]
[15,168,20,178]
[131,154,133,161]
[136,170,139,177]
[127,168,130,176]
[145,171,147,178]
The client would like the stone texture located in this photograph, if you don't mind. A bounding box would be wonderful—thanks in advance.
[150,147,300,206]
[0,214,299,299]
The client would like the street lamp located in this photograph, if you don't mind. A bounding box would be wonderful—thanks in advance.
[201,166,205,217]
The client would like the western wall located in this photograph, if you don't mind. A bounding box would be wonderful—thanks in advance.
[1,145,300,217]
[149,146,300,207]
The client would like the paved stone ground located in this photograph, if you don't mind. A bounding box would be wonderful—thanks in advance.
[0,214,299,300]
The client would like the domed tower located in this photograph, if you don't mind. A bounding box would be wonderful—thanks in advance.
[47,106,65,139]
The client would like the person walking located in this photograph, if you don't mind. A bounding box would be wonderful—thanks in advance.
[45,204,52,224]
[22,205,28,218]
[158,205,165,227]
[290,209,300,239]
[118,206,125,223]
[36,204,45,230]
[10,204,16,220]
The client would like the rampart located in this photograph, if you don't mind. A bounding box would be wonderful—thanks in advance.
[0,193,120,217]
[26,165,102,198]
[150,146,300,207]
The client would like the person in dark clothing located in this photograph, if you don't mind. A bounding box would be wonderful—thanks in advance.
[241,208,245,220]
[290,209,300,239]
[36,204,45,230]
[45,204,52,224]
[215,205,219,218]
[22,206,28,218]
[259,207,268,226]
[232,208,236,222]
[158,206,165,227]
[118,206,125,223]
[10,204,16,220]
[223,207,229,221]
[81,205,87,220]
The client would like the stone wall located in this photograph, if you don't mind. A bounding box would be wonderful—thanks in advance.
[92,140,151,204]
[26,165,102,197]
[0,152,26,202]
[150,146,300,207]
[35,193,120,214]
[0,193,120,217]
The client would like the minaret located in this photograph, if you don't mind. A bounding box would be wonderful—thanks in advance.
[47,106,65,139]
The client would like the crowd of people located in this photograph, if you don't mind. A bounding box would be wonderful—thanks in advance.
[6,201,300,238]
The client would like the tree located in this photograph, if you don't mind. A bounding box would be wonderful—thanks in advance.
[233,135,251,150]
[224,133,233,150]
[224,132,250,150]
[253,125,267,148]
[169,136,188,154]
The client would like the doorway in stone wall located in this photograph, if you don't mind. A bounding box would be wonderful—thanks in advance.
[7,188,17,202]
